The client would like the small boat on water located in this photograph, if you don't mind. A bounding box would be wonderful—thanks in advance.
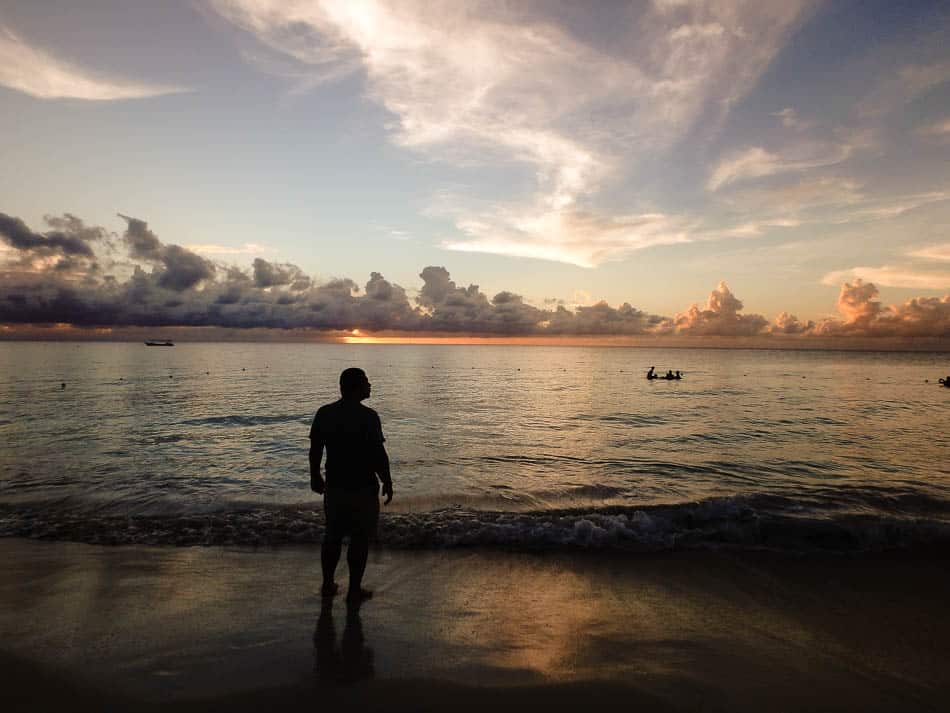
[144,340,175,347]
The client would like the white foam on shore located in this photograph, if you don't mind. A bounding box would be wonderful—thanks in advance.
[2,495,949,553]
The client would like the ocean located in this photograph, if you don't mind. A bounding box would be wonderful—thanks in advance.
[1,341,948,552]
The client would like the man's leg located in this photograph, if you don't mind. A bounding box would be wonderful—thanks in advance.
[346,487,379,601]
[321,490,343,596]
[346,533,369,597]
[321,537,342,595]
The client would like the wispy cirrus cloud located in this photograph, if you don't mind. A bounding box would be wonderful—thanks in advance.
[821,241,950,293]
[444,209,693,268]
[916,117,950,144]
[704,46,950,249]
[909,243,950,262]
[835,191,950,222]
[185,242,276,256]
[0,27,187,101]
[821,266,950,291]
[706,137,862,192]
[771,107,815,132]
[713,175,950,235]
[858,61,950,118]
[209,0,816,267]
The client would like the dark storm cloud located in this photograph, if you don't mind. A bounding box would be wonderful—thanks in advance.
[118,214,215,291]
[158,244,215,290]
[117,213,163,260]
[2,211,949,339]
[0,212,96,257]
[252,257,311,289]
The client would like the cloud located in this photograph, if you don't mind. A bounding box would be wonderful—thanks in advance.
[769,311,814,335]
[252,257,311,289]
[546,301,668,336]
[822,266,950,291]
[812,279,950,337]
[671,281,768,336]
[118,214,163,261]
[858,61,950,118]
[835,191,950,223]
[414,265,550,333]
[720,176,865,215]
[185,243,276,256]
[159,245,218,291]
[834,278,882,325]
[713,176,950,238]
[0,27,187,101]
[909,243,950,262]
[916,118,950,142]
[707,140,856,191]
[0,212,96,257]
[771,107,814,131]
[444,209,692,268]
[210,0,815,266]
[3,211,949,340]
[0,211,419,331]
[118,214,216,291]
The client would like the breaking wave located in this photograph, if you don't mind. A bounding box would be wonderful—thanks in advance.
[2,495,948,554]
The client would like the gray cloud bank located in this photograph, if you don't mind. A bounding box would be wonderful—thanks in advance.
[1,211,949,339]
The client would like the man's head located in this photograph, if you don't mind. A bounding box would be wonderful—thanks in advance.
[340,367,371,401]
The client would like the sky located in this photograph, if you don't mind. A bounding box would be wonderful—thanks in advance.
[1,0,949,341]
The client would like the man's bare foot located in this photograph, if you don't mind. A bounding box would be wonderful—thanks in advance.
[321,582,339,597]
[347,587,373,603]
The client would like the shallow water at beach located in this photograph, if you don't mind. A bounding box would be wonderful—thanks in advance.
[1,342,949,551]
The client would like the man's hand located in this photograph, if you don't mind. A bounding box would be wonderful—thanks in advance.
[310,474,325,494]
[381,481,393,505]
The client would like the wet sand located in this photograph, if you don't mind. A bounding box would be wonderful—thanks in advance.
[1,538,948,711]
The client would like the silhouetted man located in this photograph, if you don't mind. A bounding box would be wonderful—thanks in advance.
[310,368,393,602]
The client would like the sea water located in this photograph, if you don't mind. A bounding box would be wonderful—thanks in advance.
[1,342,948,552]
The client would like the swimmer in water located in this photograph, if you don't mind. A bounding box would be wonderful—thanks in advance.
[646,366,658,380]
[664,370,675,380]
[674,370,682,380]
[940,375,950,387]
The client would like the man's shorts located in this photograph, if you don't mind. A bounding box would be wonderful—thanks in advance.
[323,485,380,542]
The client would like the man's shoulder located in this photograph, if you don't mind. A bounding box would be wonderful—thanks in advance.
[314,400,344,421]
[315,400,378,423]
[357,403,379,418]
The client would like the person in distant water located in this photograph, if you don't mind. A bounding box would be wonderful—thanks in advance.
[674,370,682,380]
[646,366,657,380]
[664,370,675,380]
[940,376,950,387]
[310,368,393,603]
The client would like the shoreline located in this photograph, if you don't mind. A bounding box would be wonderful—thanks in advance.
[2,539,949,711]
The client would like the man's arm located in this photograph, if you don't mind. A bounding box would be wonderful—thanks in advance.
[375,443,392,505]
[371,412,393,505]
[309,432,325,494]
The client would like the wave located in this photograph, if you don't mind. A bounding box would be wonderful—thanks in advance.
[2,495,948,553]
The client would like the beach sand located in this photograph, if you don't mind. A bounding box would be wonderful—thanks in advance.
[1,539,948,712]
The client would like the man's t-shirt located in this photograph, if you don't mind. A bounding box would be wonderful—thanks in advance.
[310,399,385,491]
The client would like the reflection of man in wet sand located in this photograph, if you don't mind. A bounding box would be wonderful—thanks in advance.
[314,599,375,684]
[310,368,393,602]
